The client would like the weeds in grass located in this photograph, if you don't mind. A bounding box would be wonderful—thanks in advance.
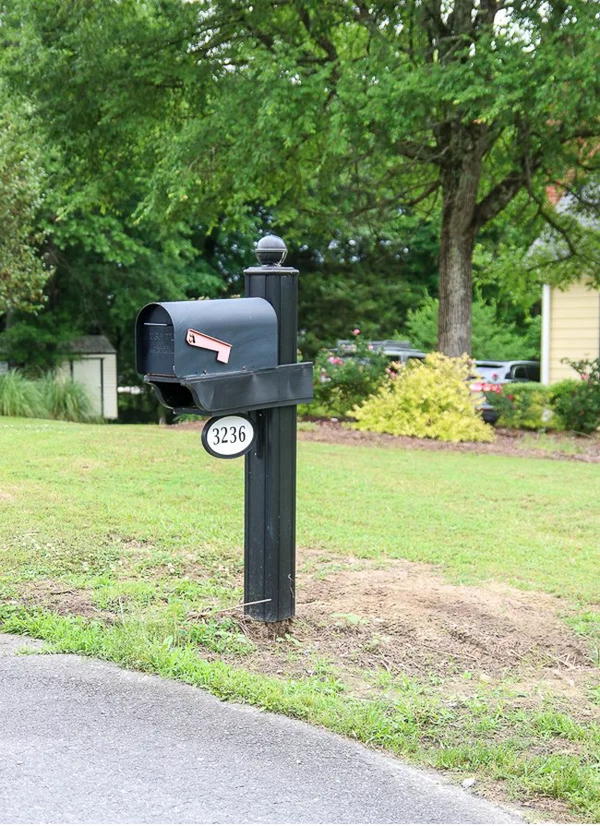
[183,617,256,656]
[566,612,600,669]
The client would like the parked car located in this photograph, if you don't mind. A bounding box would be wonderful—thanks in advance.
[470,360,541,423]
[336,339,426,364]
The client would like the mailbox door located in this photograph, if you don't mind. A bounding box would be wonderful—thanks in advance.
[136,304,175,377]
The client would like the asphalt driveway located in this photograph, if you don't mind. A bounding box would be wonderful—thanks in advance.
[0,633,522,824]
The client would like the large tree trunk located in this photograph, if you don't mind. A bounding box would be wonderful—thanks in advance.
[438,211,475,356]
[437,143,483,357]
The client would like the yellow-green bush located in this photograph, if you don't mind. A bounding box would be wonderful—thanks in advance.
[351,352,494,443]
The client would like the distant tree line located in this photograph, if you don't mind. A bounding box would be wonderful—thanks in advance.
[0,0,598,382]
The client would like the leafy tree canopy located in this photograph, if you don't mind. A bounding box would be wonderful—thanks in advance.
[0,94,51,315]
[1,0,598,365]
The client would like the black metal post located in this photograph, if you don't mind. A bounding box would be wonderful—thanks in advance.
[243,235,298,622]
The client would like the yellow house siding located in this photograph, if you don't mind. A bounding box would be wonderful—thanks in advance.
[548,280,600,382]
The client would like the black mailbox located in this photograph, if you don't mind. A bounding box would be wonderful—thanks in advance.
[136,297,313,415]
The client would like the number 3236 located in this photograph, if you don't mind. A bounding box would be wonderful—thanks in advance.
[211,425,247,445]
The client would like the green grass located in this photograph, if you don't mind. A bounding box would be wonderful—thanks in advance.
[0,418,599,821]
[1,419,598,600]
[520,432,588,456]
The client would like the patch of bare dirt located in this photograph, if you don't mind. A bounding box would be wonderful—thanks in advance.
[298,421,600,463]
[209,551,597,705]
[310,555,594,676]
[17,580,115,622]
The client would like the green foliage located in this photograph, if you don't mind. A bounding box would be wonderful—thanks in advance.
[307,331,388,418]
[0,97,51,313]
[548,379,582,411]
[3,0,598,363]
[402,296,541,360]
[0,0,226,382]
[550,360,600,435]
[487,383,558,431]
[525,186,600,289]
[0,369,94,422]
[0,370,44,417]
[298,226,439,359]
[39,375,95,423]
[351,353,494,443]
[486,370,600,434]
[472,195,547,313]
[0,320,76,376]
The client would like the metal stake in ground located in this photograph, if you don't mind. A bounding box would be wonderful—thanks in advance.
[244,235,299,623]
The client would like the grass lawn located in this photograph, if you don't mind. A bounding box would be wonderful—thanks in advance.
[0,417,598,821]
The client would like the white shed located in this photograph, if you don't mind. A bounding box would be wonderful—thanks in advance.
[58,336,118,419]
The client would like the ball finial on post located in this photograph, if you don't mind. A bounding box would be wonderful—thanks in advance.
[255,234,287,266]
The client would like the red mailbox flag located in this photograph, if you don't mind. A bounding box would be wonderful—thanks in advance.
[186,329,232,364]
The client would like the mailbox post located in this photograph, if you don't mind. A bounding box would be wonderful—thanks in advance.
[136,233,311,625]
[244,235,299,622]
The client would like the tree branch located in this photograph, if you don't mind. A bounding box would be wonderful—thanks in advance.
[347,178,441,218]
[531,201,578,260]
[473,168,530,231]
[395,139,446,164]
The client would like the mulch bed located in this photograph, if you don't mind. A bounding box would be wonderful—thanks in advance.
[297,421,600,462]
[175,418,600,462]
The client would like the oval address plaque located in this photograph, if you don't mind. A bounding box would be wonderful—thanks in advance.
[201,415,255,459]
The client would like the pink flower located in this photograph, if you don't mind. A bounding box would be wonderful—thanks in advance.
[352,328,360,336]
[327,356,344,365]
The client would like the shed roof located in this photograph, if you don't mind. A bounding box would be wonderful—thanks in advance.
[66,335,116,355]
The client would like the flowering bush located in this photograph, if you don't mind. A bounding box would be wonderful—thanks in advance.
[351,352,494,442]
[485,382,559,430]
[307,330,388,418]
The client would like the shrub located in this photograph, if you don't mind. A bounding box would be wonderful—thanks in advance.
[39,375,96,422]
[0,369,95,422]
[351,352,494,442]
[486,382,558,430]
[548,379,581,427]
[306,330,388,418]
[0,370,44,417]
[550,359,600,434]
